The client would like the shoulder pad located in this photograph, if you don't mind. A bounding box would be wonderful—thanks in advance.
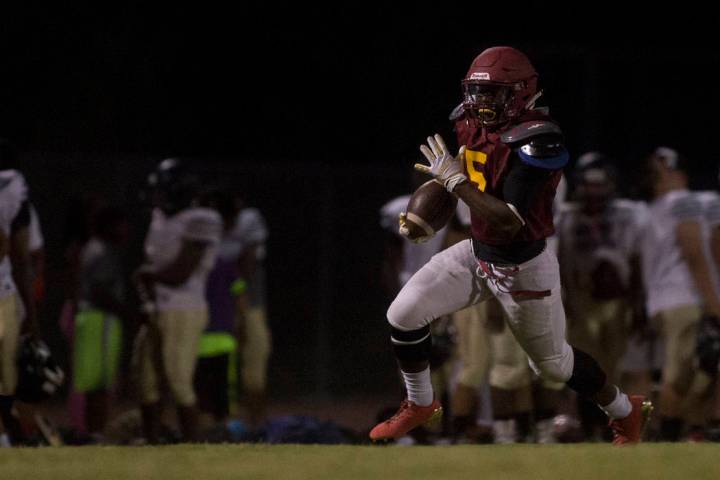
[501,120,563,145]
[449,103,465,122]
[503,120,567,169]
[518,136,566,158]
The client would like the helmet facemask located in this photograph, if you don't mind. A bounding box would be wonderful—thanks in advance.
[462,81,518,127]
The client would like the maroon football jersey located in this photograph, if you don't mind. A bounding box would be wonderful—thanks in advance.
[454,111,562,245]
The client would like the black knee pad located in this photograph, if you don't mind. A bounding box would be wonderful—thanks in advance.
[565,347,607,398]
[391,325,431,363]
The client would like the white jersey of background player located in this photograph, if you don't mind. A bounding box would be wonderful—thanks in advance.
[144,206,222,310]
[641,190,708,317]
[218,206,269,307]
[694,190,720,295]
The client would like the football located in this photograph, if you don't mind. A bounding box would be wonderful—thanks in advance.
[402,180,457,241]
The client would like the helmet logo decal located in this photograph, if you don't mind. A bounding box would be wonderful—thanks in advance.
[470,72,490,80]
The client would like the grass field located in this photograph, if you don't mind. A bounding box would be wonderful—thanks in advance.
[1,443,718,480]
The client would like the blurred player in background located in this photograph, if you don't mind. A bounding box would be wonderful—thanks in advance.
[135,159,222,443]
[370,46,650,446]
[641,147,720,441]
[556,152,648,440]
[194,189,246,426]
[693,179,720,440]
[222,193,271,429]
[73,206,130,437]
[0,139,39,445]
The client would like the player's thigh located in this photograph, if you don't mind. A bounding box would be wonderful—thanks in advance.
[388,239,488,331]
[0,294,19,395]
[136,324,161,403]
[244,307,271,362]
[497,250,571,380]
[659,305,702,388]
[158,310,205,380]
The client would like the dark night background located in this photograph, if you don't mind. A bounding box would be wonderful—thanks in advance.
[1,6,718,399]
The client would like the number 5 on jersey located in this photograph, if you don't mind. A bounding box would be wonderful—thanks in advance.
[465,149,487,192]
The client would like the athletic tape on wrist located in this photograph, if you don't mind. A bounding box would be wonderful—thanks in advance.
[444,174,467,193]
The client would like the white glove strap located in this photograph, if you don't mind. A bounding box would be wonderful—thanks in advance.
[444,173,468,193]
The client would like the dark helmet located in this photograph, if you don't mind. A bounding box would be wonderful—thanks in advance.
[15,337,65,403]
[462,47,539,127]
[147,158,199,214]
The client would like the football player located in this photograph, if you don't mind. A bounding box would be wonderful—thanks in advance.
[370,47,650,445]
[0,139,39,445]
[641,147,720,441]
[556,152,648,439]
[135,158,223,443]
[226,194,272,429]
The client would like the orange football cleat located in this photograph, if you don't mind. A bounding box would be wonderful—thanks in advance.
[609,395,653,446]
[370,399,443,441]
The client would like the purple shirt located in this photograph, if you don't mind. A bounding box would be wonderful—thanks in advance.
[205,256,239,333]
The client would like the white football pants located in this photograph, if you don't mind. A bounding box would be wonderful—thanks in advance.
[388,239,574,383]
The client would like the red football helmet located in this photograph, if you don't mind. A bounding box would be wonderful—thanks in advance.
[462,47,539,126]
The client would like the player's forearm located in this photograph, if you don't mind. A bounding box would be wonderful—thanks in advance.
[454,182,523,241]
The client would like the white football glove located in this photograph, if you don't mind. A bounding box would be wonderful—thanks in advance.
[398,212,432,244]
[415,134,467,192]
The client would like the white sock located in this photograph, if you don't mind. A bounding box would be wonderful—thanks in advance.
[401,367,433,406]
[600,387,632,419]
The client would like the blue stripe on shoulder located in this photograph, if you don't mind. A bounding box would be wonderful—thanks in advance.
[518,149,569,170]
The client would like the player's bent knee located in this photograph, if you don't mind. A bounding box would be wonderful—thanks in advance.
[387,294,430,332]
[529,345,574,384]
[390,325,432,363]
[531,359,572,383]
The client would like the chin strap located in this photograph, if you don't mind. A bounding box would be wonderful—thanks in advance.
[524,90,543,110]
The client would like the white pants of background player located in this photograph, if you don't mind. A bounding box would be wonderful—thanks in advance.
[389,239,574,385]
